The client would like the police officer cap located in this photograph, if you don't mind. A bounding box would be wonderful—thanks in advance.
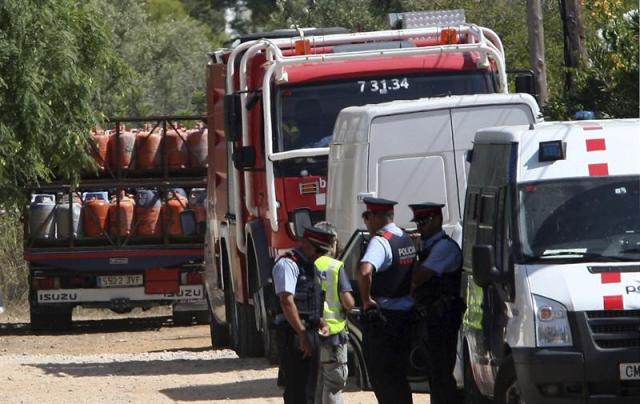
[409,202,445,222]
[303,226,336,251]
[362,197,398,213]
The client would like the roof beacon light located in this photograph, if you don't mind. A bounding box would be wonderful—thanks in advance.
[440,28,459,44]
[295,39,311,55]
[388,9,465,29]
[538,140,566,162]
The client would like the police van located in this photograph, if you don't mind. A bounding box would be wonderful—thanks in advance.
[326,93,541,389]
[461,119,640,403]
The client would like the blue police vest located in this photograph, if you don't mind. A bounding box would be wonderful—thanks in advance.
[371,230,416,299]
[413,233,462,305]
[274,250,323,326]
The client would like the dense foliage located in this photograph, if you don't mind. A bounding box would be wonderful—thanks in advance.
[0,0,122,202]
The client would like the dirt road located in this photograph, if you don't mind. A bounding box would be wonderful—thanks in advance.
[0,310,429,403]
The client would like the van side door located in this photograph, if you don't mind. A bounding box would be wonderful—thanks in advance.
[462,143,516,395]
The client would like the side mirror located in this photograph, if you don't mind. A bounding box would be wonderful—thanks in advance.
[515,75,535,95]
[291,208,312,240]
[232,146,256,170]
[472,245,501,287]
[224,93,242,142]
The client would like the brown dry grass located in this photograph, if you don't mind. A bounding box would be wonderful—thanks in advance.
[0,210,29,317]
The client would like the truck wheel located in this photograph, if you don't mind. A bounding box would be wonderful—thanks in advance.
[194,310,210,325]
[172,310,193,326]
[464,348,491,404]
[237,302,264,358]
[206,293,230,348]
[254,288,278,364]
[30,306,72,332]
[494,355,524,404]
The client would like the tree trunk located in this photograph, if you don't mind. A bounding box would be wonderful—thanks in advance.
[560,0,587,94]
[527,0,548,105]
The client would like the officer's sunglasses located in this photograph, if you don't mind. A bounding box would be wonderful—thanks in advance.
[361,211,374,220]
[415,216,435,226]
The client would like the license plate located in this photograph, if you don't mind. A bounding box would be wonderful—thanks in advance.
[620,363,640,380]
[97,275,143,288]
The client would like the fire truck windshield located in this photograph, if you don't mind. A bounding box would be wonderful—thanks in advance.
[274,71,495,154]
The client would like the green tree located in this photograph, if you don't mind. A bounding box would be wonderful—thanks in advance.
[545,7,639,119]
[98,0,219,117]
[0,0,125,206]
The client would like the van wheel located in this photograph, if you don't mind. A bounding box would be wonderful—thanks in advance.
[494,355,525,404]
[464,349,491,404]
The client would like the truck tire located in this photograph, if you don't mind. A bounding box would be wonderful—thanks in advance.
[195,310,210,325]
[172,309,193,326]
[493,355,524,404]
[237,302,264,358]
[464,348,491,404]
[30,306,72,332]
[206,292,230,348]
[254,287,278,364]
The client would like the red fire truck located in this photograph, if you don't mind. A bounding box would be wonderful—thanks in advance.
[204,11,528,360]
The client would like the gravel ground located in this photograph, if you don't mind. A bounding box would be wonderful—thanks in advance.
[0,308,429,403]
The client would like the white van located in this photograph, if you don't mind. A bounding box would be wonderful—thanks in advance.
[461,119,640,403]
[327,93,541,389]
[327,93,541,246]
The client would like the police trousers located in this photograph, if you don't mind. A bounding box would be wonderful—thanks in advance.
[421,308,463,404]
[362,309,413,404]
[314,342,348,404]
[276,325,319,404]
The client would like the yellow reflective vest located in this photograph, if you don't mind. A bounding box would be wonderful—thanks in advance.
[315,255,347,335]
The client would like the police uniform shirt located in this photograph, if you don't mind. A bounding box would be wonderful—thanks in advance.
[272,249,309,324]
[420,230,462,275]
[360,223,414,311]
[317,264,352,345]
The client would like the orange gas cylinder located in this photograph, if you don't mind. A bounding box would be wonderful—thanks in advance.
[109,191,135,237]
[82,193,109,237]
[166,127,188,169]
[90,129,110,170]
[108,125,136,169]
[136,125,162,169]
[165,189,188,236]
[134,189,161,236]
[187,125,208,168]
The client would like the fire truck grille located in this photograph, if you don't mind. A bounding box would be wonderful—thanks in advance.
[585,310,640,349]
[299,181,319,195]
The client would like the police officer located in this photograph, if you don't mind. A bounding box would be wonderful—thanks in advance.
[409,203,464,404]
[272,226,326,404]
[357,197,416,404]
[312,222,354,404]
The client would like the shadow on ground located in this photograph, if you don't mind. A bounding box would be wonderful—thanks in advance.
[30,356,274,378]
[0,315,174,336]
[160,378,280,401]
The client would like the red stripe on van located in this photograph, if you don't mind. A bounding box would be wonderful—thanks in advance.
[588,163,609,176]
[601,272,621,284]
[603,295,623,310]
[577,122,603,131]
[586,138,606,152]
